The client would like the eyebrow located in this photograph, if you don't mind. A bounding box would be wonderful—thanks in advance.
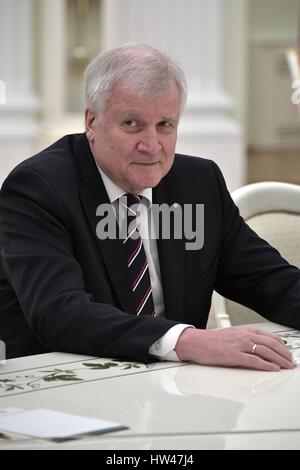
[120,112,178,125]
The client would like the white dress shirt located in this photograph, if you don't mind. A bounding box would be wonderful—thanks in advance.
[96,164,193,361]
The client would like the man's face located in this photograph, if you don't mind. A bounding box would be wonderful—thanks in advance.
[85,81,181,193]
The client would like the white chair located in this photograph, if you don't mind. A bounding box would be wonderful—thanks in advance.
[212,181,300,328]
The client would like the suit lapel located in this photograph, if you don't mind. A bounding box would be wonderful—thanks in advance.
[153,173,185,322]
[73,134,136,314]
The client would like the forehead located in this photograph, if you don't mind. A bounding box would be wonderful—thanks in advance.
[105,82,181,118]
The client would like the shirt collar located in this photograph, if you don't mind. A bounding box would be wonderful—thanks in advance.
[96,161,152,207]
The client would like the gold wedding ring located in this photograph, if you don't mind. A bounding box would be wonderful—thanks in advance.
[251,343,258,355]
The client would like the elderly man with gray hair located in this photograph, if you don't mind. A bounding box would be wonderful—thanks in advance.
[0,44,299,371]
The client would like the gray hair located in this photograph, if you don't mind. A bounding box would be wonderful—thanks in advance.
[84,43,187,115]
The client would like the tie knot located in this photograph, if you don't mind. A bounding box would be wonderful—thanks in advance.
[125,193,141,206]
[120,193,141,217]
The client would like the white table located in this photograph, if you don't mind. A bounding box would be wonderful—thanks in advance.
[1,322,300,450]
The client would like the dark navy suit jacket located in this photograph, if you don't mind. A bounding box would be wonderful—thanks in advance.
[0,133,299,359]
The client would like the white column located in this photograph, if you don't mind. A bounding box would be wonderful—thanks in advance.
[40,0,66,134]
[39,0,85,145]
[102,0,245,190]
[0,0,40,184]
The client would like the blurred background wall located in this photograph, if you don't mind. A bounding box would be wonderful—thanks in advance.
[0,0,299,190]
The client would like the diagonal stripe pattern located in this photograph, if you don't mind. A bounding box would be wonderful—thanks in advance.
[120,194,155,316]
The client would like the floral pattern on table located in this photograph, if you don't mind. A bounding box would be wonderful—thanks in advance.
[0,357,182,397]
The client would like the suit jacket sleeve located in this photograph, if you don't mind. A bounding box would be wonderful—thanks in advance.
[212,162,300,327]
[0,167,177,361]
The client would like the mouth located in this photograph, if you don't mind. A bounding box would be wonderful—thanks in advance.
[132,161,160,166]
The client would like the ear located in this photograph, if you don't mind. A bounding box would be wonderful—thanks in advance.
[85,108,96,142]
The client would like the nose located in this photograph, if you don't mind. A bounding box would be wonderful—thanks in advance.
[137,130,161,155]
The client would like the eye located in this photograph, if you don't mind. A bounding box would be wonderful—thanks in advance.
[124,119,138,128]
[158,121,176,133]
[159,121,171,128]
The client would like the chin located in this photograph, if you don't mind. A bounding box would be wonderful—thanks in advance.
[127,170,162,191]
[136,176,163,191]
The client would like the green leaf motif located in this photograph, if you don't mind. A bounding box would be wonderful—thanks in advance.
[82,362,119,370]
[122,364,140,370]
[0,359,143,395]
[43,375,82,382]
[5,385,24,391]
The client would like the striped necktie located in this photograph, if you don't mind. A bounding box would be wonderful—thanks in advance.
[120,193,155,316]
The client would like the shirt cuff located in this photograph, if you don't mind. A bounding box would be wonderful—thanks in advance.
[149,324,194,361]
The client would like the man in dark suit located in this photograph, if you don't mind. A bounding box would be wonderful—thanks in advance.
[0,44,298,370]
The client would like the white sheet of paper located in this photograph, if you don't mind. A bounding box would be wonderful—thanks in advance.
[0,408,127,439]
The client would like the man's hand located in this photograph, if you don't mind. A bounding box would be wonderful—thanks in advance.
[175,326,296,371]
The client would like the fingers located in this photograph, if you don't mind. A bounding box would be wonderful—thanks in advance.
[253,333,291,357]
[176,327,297,372]
[241,353,281,372]
[248,330,296,370]
[252,327,284,343]
[218,326,296,371]
[246,346,294,371]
